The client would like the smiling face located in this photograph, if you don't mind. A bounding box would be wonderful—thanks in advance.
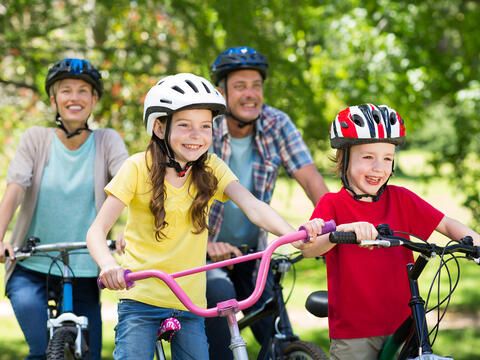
[223,69,264,123]
[346,142,396,201]
[50,78,97,131]
[154,108,213,166]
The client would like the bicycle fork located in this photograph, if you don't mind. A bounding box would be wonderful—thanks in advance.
[405,259,452,360]
[47,250,89,358]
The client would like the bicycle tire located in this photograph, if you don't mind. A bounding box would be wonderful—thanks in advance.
[282,340,329,360]
[46,326,89,360]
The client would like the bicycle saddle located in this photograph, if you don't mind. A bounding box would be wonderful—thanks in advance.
[305,290,328,318]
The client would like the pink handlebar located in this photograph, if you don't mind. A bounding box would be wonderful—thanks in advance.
[99,219,336,317]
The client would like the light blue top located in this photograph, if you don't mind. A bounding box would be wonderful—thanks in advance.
[217,135,259,248]
[21,133,98,277]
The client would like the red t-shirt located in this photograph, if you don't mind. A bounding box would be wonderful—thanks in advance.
[311,185,444,339]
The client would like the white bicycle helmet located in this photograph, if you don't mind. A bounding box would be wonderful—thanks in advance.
[330,104,406,149]
[143,73,226,135]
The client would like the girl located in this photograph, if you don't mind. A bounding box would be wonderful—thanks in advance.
[86,73,294,360]
[298,104,480,360]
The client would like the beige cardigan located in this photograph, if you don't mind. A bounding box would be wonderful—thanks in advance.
[4,127,128,284]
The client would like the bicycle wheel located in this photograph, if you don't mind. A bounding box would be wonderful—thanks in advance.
[282,340,329,360]
[46,326,89,360]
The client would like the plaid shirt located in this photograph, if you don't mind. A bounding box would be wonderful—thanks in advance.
[208,104,314,249]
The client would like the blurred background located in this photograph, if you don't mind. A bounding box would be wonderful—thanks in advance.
[0,0,479,358]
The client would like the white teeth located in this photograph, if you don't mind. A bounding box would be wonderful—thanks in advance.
[366,176,379,181]
[184,144,201,150]
[67,105,82,110]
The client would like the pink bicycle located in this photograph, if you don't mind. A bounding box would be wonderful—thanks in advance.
[100,220,335,360]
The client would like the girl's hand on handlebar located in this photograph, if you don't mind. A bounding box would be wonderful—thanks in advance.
[99,264,128,290]
[336,222,378,245]
[293,218,326,249]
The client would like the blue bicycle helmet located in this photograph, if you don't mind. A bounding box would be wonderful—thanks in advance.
[210,46,268,85]
[45,58,103,98]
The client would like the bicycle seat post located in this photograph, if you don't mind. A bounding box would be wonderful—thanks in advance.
[217,299,248,360]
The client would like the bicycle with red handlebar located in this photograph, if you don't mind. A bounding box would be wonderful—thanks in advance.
[99,220,336,360]
[324,223,480,360]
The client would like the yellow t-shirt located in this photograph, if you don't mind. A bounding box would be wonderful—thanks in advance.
[105,152,238,310]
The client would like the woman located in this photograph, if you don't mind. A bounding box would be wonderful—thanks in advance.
[0,58,128,360]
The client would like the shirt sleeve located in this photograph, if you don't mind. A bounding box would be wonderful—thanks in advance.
[105,156,139,206]
[276,113,314,177]
[6,128,39,188]
[400,187,444,241]
[310,192,336,222]
[103,129,129,178]
[207,154,238,203]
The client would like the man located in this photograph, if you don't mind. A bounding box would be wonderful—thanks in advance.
[206,46,329,359]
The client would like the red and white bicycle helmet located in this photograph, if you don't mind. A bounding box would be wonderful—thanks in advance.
[330,104,406,149]
[143,73,226,135]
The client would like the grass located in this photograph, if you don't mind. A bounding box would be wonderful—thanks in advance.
[1,149,479,359]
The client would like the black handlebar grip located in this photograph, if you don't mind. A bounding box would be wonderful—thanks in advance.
[329,231,357,244]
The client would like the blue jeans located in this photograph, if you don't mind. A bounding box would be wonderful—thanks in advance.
[114,299,208,360]
[6,264,102,360]
[205,260,274,360]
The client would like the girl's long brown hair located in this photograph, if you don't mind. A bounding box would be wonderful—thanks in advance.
[146,133,218,241]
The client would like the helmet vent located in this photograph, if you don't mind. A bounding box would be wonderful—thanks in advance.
[185,80,199,93]
[340,121,349,129]
[171,85,185,94]
[201,82,211,93]
[352,114,365,127]
[389,112,397,125]
[160,98,172,104]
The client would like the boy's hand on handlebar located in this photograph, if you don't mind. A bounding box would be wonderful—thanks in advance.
[99,264,128,290]
[207,242,243,263]
[0,242,15,263]
[337,222,378,245]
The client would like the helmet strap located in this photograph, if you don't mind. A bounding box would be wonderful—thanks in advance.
[165,156,194,177]
[55,113,91,139]
[340,148,391,202]
[154,118,198,178]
